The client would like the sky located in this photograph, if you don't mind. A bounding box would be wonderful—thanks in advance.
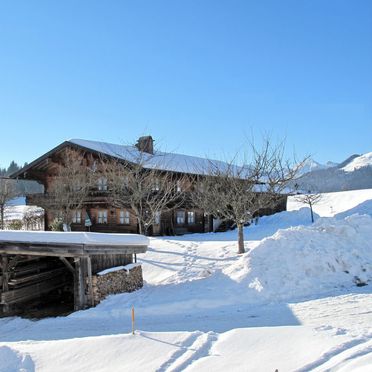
[0,0,371,168]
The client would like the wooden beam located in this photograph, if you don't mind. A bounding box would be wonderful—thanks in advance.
[0,243,147,257]
[73,257,90,311]
[59,257,75,274]
[86,256,94,307]
[73,258,82,311]
[1,274,68,305]
[8,267,67,287]
[2,256,9,292]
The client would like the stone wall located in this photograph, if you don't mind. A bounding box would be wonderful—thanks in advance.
[92,264,143,305]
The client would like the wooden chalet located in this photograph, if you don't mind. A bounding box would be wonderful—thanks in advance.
[10,136,227,235]
[11,136,287,236]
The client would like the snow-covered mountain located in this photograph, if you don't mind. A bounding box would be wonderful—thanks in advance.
[296,158,337,176]
[342,152,372,172]
[294,152,372,192]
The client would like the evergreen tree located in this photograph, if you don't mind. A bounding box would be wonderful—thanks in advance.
[6,161,20,176]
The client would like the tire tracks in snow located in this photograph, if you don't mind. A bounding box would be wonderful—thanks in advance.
[156,331,218,372]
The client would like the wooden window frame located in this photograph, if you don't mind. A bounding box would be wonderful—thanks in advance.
[187,211,195,225]
[98,209,108,224]
[176,210,185,225]
[72,210,82,224]
[97,177,108,191]
[119,209,130,225]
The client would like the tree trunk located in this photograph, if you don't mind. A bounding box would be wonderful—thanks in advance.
[0,205,4,230]
[137,218,144,235]
[310,202,314,223]
[237,223,245,254]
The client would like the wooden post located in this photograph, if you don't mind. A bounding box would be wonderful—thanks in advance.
[1,255,9,292]
[73,257,81,311]
[73,257,89,310]
[86,256,94,307]
[1,255,9,313]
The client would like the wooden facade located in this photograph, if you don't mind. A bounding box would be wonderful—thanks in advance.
[12,138,214,236]
[11,137,287,236]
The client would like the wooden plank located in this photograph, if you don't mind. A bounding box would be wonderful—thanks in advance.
[8,267,67,287]
[0,246,84,257]
[1,274,68,304]
[2,256,9,292]
[12,261,56,278]
[83,245,147,255]
[0,243,147,257]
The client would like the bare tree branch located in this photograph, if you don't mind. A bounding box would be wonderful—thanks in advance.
[0,178,20,230]
[191,139,306,254]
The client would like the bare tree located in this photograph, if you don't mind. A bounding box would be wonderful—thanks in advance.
[0,178,19,230]
[192,140,304,254]
[101,152,187,235]
[23,208,44,230]
[294,190,322,223]
[34,148,94,230]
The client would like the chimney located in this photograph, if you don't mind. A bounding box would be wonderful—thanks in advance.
[135,135,154,154]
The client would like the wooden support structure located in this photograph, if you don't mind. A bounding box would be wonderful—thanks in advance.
[59,257,75,274]
[87,256,94,307]
[0,232,148,316]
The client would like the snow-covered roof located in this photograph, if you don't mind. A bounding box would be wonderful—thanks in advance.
[0,230,149,246]
[69,138,234,176]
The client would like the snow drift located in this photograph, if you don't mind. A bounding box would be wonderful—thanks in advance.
[224,214,372,303]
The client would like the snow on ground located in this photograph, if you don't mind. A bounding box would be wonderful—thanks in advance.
[1,193,372,371]
[287,188,372,217]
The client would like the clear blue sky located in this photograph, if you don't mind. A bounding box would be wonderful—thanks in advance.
[0,0,371,167]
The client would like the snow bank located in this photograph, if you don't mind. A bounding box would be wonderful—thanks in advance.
[224,214,372,302]
[336,200,372,219]
[0,346,34,371]
[0,230,149,246]
[287,188,372,217]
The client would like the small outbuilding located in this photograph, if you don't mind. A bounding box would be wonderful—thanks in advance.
[0,231,148,317]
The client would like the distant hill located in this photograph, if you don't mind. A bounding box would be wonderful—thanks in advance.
[293,152,372,193]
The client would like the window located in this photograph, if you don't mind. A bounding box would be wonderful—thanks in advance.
[152,178,160,191]
[97,177,108,191]
[176,210,185,225]
[188,211,195,224]
[154,211,161,225]
[73,181,82,192]
[119,210,130,224]
[98,210,108,224]
[176,180,182,192]
[72,210,81,224]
